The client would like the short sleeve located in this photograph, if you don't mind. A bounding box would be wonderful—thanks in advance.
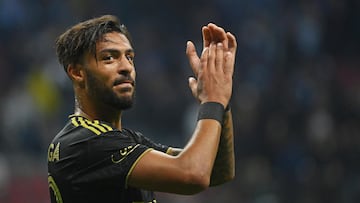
[48,117,161,202]
[123,128,170,153]
[70,130,152,189]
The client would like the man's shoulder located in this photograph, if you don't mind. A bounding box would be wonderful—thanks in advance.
[68,115,116,136]
[59,115,122,136]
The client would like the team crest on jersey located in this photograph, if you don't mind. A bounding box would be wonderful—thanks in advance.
[111,144,140,163]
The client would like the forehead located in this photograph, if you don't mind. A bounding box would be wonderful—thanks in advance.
[96,32,132,51]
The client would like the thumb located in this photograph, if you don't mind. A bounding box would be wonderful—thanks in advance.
[186,41,200,76]
[188,77,198,98]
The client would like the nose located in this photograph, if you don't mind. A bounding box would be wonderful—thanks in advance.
[117,55,134,75]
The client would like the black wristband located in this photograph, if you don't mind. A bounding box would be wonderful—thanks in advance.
[197,102,225,124]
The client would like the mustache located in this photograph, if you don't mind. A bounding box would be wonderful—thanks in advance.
[113,76,135,86]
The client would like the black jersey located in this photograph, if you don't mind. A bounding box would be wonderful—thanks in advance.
[47,115,169,203]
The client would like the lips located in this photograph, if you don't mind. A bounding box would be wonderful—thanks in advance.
[113,77,135,87]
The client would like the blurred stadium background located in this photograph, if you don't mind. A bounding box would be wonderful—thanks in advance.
[0,0,359,202]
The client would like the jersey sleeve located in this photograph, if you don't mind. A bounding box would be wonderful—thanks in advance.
[70,130,152,189]
[123,128,170,153]
[48,118,162,202]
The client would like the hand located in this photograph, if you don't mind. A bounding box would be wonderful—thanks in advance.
[186,23,237,107]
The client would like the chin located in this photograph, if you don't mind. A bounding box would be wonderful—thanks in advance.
[114,95,135,110]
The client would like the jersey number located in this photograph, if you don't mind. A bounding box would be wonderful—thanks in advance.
[48,175,63,203]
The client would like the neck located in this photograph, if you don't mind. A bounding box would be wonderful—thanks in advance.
[74,98,123,130]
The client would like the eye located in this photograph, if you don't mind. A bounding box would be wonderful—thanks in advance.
[126,54,134,63]
[103,55,114,61]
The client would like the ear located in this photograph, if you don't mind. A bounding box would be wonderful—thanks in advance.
[67,64,85,86]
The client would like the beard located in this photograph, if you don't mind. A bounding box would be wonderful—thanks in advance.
[85,70,135,110]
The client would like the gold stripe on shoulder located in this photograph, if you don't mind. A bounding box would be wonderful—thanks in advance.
[95,120,113,131]
[78,117,101,135]
[71,117,79,127]
[70,115,113,135]
[85,119,108,133]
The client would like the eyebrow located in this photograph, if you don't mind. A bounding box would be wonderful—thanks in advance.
[98,48,135,55]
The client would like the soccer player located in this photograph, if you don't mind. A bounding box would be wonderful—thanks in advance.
[47,15,237,203]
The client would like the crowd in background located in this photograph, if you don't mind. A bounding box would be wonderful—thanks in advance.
[0,0,359,202]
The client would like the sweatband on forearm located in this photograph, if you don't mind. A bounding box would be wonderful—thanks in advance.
[197,102,225,124]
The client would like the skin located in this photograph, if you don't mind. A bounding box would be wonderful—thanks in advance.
[67,23,237,195]
[68,33,136,128]
[186,23,236,186]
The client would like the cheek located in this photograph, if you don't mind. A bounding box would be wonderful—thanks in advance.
[131,70,136,80]
[85,70,110,89]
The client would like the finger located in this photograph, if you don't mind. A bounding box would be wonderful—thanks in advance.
[224,32,237,76]
[188,77,198,98]
[202,26,211,49]
[215,42,224,73]
[197,46,209,79]
[207,23,228,50]
[224,51,235,76]
[226,32,237,54]
[207,42,216,73]
[186,41,200,77]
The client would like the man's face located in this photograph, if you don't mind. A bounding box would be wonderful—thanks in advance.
[83,32,136,110]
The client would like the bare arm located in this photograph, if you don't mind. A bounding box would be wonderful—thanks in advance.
[128,119,222,195]
[210,109,235,186]
[127,24,236,195]
[166,109,235,187]
[127,26,234,194]
[187,24,237,186]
